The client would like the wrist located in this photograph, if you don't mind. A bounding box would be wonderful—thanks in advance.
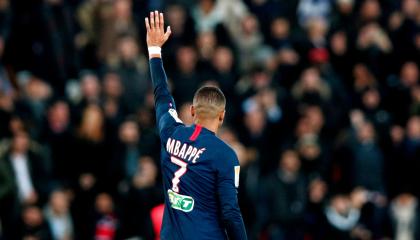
[148,46,161,58]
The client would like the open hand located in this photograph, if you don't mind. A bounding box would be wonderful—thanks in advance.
[145,11,171,48]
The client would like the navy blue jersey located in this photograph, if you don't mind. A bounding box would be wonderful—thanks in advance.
[149,58,247,240]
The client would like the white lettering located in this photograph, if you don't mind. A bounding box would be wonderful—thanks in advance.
[179,144,187,159]
[166,138,175,154]
[184,146,193,160]
[166,139,206,163]
[188,148,198,161]
[193,148,206,163]
[174,141,181,155]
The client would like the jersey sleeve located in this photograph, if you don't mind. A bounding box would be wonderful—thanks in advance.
[149,57,184,142]
[216,149,247,240]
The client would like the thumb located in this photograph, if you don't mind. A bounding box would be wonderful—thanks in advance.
[164,26,172,41]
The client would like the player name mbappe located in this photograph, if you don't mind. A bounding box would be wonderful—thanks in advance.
[166,138,206,163]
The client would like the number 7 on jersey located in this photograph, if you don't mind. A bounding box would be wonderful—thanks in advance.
[171,156,187,192]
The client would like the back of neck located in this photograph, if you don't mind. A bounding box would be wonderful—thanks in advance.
[194,118,219,134]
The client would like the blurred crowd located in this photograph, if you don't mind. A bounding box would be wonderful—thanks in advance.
[0,0,419,239]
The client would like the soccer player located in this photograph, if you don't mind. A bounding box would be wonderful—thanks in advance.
[145,11,247,240]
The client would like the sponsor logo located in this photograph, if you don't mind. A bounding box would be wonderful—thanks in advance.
[168,109,183,123]
[168,189,195,212]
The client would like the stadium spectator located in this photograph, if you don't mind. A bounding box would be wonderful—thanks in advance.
[358,88,391,134]
[401,116,420,196]
[241,99,281,174]
[232,14,266,72]
[192,0,223,33]
[352,63,378,95]
[295,133,328,180]
[347,120,386,193]
[15,75,52,138]
[42,100,74,185]
[258,150,306,239]
[41,0,78,92]
[269,17,300,87]
[94,193,118,240]
[356,22,393,77]
[387,61,419,125]
[297,0,332,27]
[164,4,196,51]
[2,131,49,207]
[77,0,138,65]
[19,205,53,240]
[121,156,163,239]
[102,71,126,124]
[74,104,107,184]
[196,31,217,63]
[304,179,328,239]
[328,30,353,87]
[390,193,420,239]
[44,189,74,240]
[292,67,331,106]
[171,45,201,105]
[73,71,101,115]
[323,193,363,240]
[107,35,149,113]
[109,118,142,189]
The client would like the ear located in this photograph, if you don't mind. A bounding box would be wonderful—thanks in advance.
[190,105,195,118]
[219,110,225,124]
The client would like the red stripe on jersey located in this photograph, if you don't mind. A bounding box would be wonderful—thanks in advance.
[189,125,202,141]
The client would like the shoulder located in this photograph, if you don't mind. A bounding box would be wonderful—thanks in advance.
[212,137,239,167]
[160,108,184,127]
[211,136,236,157]
[158,109,184,140]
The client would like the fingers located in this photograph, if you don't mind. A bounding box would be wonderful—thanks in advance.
[155,10,160,31]
[150,11,155,29]
[160,13,164,31]
[145,17,151,32]
[147,11,166,33]
[164,26,172,41]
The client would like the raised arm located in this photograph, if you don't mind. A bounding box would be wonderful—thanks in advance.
[145,11,173,118]
[146,11,183,141]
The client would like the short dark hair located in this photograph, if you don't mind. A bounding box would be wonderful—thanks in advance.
[193,86,226,118]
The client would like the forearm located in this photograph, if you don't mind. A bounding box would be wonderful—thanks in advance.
[149,57,175,118]
[219,183,247,239]
[149,57,167,93]
[224,210,247,240]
